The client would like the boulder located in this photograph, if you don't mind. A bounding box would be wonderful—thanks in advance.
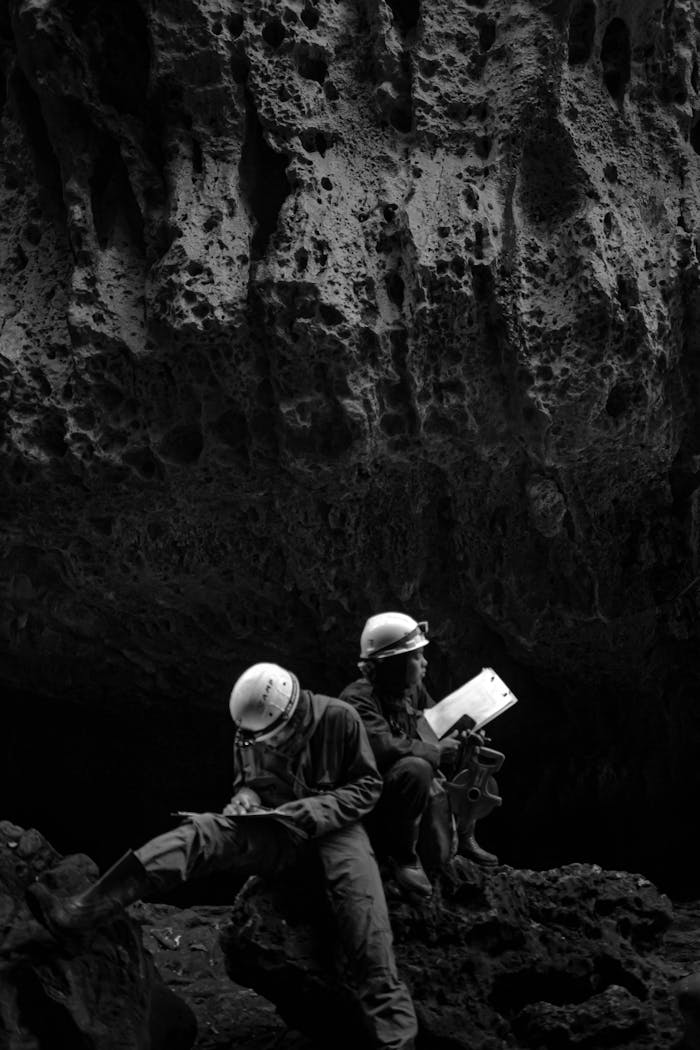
[221,856,686,1049]
[0,820,195,1050]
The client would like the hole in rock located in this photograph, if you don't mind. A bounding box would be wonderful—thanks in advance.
[477,14,496,51]
[520,118,581,224]
[24,222,42,245]
[192,137,203,174]
[301,129,330,155]
[387,0,420,34]
[319,303,344,325]
[239,89,290,258]
[301,5,320,29]
[90,135,144,252]
[30,368,51,397]
[159,423,204,464]
[380,411,405,436]
[262,18,286,48]
[670,75,687,104]
[212,408,247,449]
[123,446,163,479]
[295,247,309,271]
[146,518,166,540]
[475,134,491,158]
[11,243,27,272]
[296,47,328,83]
[605,383,628,418]
[601,18,631,103]
[324,80,339,101]
[390,101,412,133]
[228,12,244,37]
[691,116,700,155]
[492,969,595,1016]
[386,270,405,307]
[568,0,596,65]
[33,413,68,458]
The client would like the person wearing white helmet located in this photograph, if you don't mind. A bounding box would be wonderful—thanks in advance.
[340,613,499,898]
[27,662,418,1050]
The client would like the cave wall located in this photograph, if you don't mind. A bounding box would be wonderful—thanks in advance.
[2,0,700,886]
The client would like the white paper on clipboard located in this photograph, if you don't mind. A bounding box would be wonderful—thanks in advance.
[422,668,517,738]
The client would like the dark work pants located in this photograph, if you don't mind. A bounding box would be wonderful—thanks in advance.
[381,757,433,820]
[370,757,433,862]
[136,814,417,1050]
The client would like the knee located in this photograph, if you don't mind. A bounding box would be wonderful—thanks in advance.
[383,757,433,805]
[387,756,433,790]
[178,812,228,851]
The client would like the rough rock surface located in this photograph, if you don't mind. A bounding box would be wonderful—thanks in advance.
[3,819,696,1050]
[0,820,155,1050]
[135,900,314,1050]
[136,894,700,1050]
[222,856,686,1050]
[3,1,700,882]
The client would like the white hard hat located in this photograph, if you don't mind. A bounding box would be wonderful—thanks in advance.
[360,612,429,660]
[229,663,300,743]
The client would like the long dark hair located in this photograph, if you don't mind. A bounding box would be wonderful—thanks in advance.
[361,652,410,698]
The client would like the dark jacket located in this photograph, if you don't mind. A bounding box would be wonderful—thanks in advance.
[339,677,440,774]
[232,691,383,839]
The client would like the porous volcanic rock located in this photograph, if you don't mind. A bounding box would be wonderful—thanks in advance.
[3,1,700,881]
[0,820,156,1050]
[221,856,686,1050]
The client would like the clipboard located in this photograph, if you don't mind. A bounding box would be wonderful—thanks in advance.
[420,668,517,739]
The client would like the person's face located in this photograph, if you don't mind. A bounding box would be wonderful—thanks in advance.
[405,647,428,687]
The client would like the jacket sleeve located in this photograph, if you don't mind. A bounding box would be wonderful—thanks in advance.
[341,682,440,774]
[275,704,383,839]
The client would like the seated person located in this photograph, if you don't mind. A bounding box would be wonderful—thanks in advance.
[341,613,499,898]
[27,663,418,1050]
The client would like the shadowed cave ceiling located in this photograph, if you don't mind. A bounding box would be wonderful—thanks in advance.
[2,0,700,884]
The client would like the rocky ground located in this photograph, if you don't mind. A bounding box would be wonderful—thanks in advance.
[3,817,700,1049]
[135,902,312,1050]
[136,881,700,1050]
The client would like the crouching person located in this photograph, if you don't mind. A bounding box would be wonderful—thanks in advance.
[27,663,418,1050]
[341,613,499,900]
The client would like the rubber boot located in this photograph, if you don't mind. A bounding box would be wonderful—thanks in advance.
[390,819,432,899]
[456,820,498,867]
[26,850,150,938]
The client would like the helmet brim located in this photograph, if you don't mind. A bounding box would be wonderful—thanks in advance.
[370,635,429,660]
